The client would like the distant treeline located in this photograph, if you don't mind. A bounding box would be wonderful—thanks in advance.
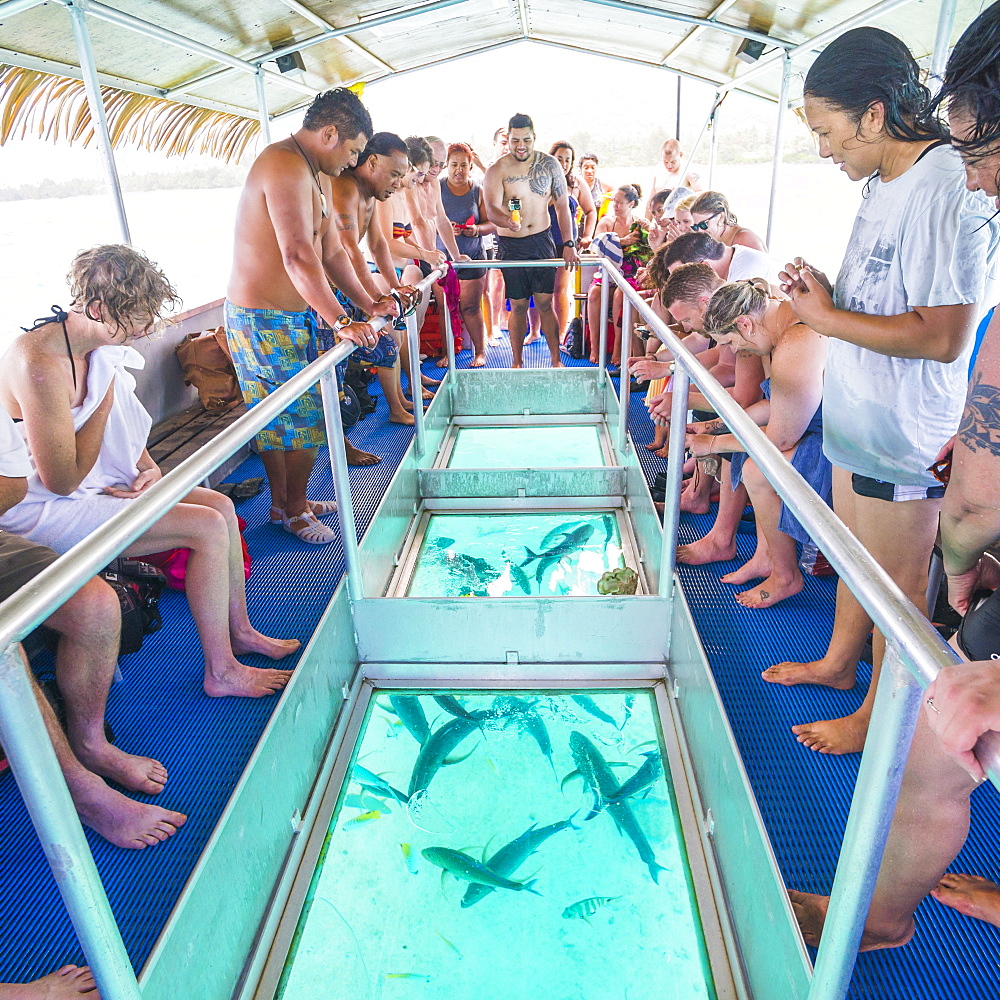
[0,164,248,202]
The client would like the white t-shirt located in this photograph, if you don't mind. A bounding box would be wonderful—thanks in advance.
[727,245,782,285]
[0,406,31,479]
[825,144,999,485]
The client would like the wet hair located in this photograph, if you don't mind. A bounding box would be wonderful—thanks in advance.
[934,2,1000,157]
[508,112,534,133]
[618,184,641,205]
[352,131,408,171]
[68,245,180,335]
[691,190,737,225]
[493,127,508,143]
[302,88,373,142]
[649,189,672,213]
[803,27,947,142]
[447,142,474,161]
[663,232,726,269]
[660,262,722,308]
[405,135,433,168]
[579,153,599,167]
[703,278,772,338]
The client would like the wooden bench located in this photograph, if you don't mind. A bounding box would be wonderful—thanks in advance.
[148,400,249,483]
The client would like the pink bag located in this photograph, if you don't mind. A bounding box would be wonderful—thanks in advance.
[142,515,252,590]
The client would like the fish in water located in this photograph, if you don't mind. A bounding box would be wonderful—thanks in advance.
[354,764,410,804]
[433,694,475,719]
[601,513,615,548]
[606,751,663,806]
[435,931,463,959]
[490,696,556,775]
[389,695,431,745]
[522,524,596,585]
[343,809,381,831]
[619,693,635,730]
[562,895,621,923]
[539,520,585,550]
[400,842,419,875]
[442,551,501,594]
[569,731,667,883]
[384,973,431,981]
[408,713,485,799]
[572,694,618,728]
[510,562,532,595]
[432,537,455,549]
[421,847,541,894]
[462,816,577,907]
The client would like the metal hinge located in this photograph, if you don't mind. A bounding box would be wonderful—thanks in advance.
[290,809,303,834]
[506,650,519,666]
[703,809,715,837]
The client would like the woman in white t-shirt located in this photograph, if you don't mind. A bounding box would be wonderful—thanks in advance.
[762,27,1000,745]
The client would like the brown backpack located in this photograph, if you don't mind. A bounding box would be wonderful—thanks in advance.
[175,328,243,411]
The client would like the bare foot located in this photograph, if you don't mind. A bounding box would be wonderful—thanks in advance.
[932,873,1000,926]
[74,742,167,796]
[389,410,416,425]
[645,439,667,452]
[735,571,804,609]
[720,554,772,586]
[435,356,449,368]
[653,444,670,458]
[231,629,301,660]
[421,388,435,399]
[550,360,565,369]
[792,709,870,755]
[788,890,914,950]
[677,534,737,566]
[679,487,712,515]
[401,397,415,412]
[345,443,380,465]
[69,773,186,850]
[511,362,523,369]
[0,964,99,998]
[470,354,486,368]
[524,332,541,345]
[204,662,293,698]
[588,355,599,364]
[421,374,441,387]
[761,657,857,689]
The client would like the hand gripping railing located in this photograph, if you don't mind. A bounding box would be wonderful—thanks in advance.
[0,265,446,1000]
[599,258,1000,1000]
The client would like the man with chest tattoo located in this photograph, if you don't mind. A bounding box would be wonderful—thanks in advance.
[329,132,420,427]
[484,113,580,367]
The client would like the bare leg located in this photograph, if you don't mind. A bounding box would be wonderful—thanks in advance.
[677,464,746,565]
[524,305,542,345]
[721,526,771,587]
[128,490,296,698]
[763,465,871,690]
[553,267,568,337]
[376,363,415,424]
[488,268,505,342]
[679,463,716,515]
[23,663,186,850]
[790,709,977,949]
[46,578,166,796]
[508,298,529,368]
[586,282,603,364]
[433,282,451,368]
[459,276,487,366]
[261,448,317,519]
[533,293,564,368]
[0,964,99,998]
[732,456,803,608]
[610,288,623,365]
[789,479,942,754]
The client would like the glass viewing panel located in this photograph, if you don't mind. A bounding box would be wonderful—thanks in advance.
[276,689,716,1000]
[405,512,627,598]
[447,425,605,469]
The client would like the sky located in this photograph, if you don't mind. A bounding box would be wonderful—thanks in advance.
[0,42,789,185]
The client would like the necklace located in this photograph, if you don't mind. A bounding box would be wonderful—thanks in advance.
[290,135,328,219]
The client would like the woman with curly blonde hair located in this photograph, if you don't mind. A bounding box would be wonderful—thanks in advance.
[0,245,299,700]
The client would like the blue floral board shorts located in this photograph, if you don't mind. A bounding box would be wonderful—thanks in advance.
[332,288,399,368]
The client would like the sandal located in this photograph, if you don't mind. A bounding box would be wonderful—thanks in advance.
[280,510,338,545]
[270,500,338,524]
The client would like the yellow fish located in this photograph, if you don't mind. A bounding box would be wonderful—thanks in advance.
[343,809,381,830]
[384,973,431,980]
[400,842,419,875]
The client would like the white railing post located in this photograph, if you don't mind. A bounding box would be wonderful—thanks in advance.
[254,68,271,145]
[766,52,792,250]
[616,296,632,452]
[658,364,690,603]
[598,262,610,379]
[405,311,426,457]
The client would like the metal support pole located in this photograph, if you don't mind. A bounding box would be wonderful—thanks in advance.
[405,312,426,457]
[766,53,792,251]
[254,69,271,145]
[616,297,632,453]
[441,280,457,373]
[658,365,689,602]
[0,645,142,1000]
[684,100,716,176]
[807,640,924,1000]
[66,0,131,244]
[708,94,720,189]
[598,264,610,379]
[675,75,682,140]
[930,0,958,83]
[319,372,364,600]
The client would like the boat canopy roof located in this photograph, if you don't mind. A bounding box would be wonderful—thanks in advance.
[0,0,978,159]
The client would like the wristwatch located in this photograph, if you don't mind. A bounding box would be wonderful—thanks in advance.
[560,240,577,249]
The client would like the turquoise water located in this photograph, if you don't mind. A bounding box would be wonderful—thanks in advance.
[406,512,627,598]
[276,690,716,1000]
[447,426,605,469]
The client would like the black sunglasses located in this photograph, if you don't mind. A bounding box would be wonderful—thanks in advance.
[691,210,723,231]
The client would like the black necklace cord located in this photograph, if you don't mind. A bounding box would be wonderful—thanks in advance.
[21,305,76,391]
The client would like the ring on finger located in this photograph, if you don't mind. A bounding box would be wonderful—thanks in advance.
[926,697,940,714]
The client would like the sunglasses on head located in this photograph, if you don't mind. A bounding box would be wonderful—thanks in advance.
[691,211,723,231]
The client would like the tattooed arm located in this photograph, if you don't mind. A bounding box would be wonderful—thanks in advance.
[540,155,579,264]
[323,178,379,313]
[941,310,1000,610]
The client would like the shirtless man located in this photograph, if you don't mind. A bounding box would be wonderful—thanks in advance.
[329,132,419,426]
[648,138,700,216]
[483,112,580,368]
[226,88,394,546]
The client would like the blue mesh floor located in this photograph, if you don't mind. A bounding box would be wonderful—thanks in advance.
[3,336,997,997]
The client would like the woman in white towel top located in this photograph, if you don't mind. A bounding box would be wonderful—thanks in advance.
[0,245,299,699]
